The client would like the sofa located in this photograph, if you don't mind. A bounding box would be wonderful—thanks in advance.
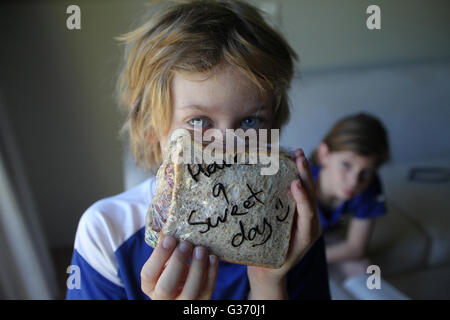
[367,156,450,299]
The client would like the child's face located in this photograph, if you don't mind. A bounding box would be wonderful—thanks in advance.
[160,63,273,152]
[321,149,378,200]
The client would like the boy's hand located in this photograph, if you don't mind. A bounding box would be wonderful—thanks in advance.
[141,236,219,300]
[247,149,321,298]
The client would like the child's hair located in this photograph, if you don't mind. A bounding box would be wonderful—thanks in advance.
[311,113,390,167]
[115,0,298,172]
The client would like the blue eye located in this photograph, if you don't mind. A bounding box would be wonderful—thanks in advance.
[188,118,211,128]
[241,116,263,129]
[342,161,351,170]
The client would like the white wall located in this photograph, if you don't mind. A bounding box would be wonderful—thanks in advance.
[281,61,450,163]
[250,0,450,72]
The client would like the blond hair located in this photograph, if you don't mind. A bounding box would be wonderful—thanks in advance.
[116,0,298,172]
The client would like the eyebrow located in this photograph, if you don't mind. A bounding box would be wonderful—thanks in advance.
[179,104,211,112]
[179,104,268,115]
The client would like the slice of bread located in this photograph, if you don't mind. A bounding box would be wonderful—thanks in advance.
[145,132,299,268]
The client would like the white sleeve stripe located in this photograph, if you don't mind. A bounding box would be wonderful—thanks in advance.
[73,178,154,289]
[74,214,125,288]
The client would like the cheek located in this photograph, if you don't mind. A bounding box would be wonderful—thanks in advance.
[333,164,345,178]
[168,115,185,132]
[158,138,167,158]
[159,123,182,155]
[329,165,345,186]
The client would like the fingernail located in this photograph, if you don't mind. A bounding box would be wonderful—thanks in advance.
[209,255,217,266]
[194,246,206,260]
[162,236,176,250]
[178,240,192,253]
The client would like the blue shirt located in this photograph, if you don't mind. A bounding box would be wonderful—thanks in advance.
[311,165,386,230]
[66,177,330,300]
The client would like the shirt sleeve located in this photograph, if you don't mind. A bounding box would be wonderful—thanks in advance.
[65,205,127,300]
[66,249,127,300]
[287,235,331,300]
[353,173,387,219]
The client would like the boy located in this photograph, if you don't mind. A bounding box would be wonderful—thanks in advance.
[66,0,330,300]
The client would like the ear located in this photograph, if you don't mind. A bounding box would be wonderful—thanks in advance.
[148,136,157,144]
[144,128,160,146]
[317,142,330,166]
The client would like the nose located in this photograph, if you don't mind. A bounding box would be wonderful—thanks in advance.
[214,120,240,132]
[348,172,360,190]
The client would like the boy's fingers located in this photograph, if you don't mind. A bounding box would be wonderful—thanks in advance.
[153,240,193,299]
[198,255,219,300]
[178,246,209,300]
[293,149,315,198]
[291,180,321,251]
[291,180,312,236]
[141,235,177,295]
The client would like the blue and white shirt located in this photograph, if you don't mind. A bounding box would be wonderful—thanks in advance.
[66,177,330,300]
[311,165,386,230]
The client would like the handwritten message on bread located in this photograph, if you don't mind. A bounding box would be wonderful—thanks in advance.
[160,155,298,268]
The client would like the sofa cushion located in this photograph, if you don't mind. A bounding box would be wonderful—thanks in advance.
[368,200,429,276]
[379,157,450,267]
